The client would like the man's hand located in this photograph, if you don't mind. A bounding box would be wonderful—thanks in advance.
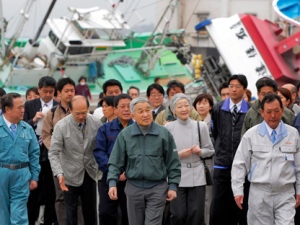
[191,145,202,156]
[295,195,300,208]
[178,148,192,159]
[29,180,38,190]
[58,176,69,191]
[234,195,244,210]
[166,190,177,201]
[33,112,44,123]
[119,172,127,181]
[108,187,118,200]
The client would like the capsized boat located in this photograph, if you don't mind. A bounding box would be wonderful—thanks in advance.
[195,10,300,96]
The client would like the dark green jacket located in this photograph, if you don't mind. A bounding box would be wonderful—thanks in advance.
[241,100,295,136]
[107,122,181,190]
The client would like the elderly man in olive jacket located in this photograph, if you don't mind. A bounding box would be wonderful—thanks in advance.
[107,97,181,225]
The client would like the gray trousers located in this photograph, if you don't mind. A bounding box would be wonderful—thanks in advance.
[125,181,168,225]
[248,183,295,225]
[53,176,84,225]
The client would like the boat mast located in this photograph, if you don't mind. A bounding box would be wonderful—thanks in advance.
[32,0,57,44]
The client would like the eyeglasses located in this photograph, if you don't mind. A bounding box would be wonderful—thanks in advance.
[228,84,243,89]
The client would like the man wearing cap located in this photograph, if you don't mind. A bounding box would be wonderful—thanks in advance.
[0,93,40,225]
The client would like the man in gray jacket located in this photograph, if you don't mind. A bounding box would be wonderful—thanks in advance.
[49,96,102,225]
[232,93,300,225]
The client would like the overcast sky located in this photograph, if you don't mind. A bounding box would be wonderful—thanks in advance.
[2,0,165,38]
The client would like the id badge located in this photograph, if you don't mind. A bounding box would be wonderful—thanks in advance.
[285,154,294,161]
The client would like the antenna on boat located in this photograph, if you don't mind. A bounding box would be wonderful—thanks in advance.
[6,0,35,56]
[135,0,178,77]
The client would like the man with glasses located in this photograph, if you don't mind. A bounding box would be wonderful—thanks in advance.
[94,94,133,225]
[242,77,295,136]
[146,84,165,120]
[49,96,102,225]
[210,74,251,225]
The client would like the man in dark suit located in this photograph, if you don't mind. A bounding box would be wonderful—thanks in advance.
[24,76,58,225]
[146,83,165,120]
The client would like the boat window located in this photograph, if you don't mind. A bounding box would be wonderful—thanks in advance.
[49,31,58,45]
[67,47,93,55]
[58,42,66,54]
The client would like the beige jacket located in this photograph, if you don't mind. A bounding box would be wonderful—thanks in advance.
[42,105,70,150]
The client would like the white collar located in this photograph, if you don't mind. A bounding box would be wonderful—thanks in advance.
[3,115,16,130]
[229,99,243,112]
[265,122,280,136]
[40,99,53,108]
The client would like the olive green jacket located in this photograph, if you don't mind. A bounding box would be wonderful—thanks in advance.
[241,100,295,136]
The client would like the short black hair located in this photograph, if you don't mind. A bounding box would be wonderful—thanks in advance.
[127,86,140,94]
[26,87,39,98]
[166,80,185,96]
[154,77,161,83]
[146,83,165,97]
[193,93,214,109]
[218,82,229,94]
[228,74,248,89]
[69,96,89,110]
[255,77,278,93]
[261,93,283,110]
[100,96,115,107]
[114,94,132,107]
[0,88,6,97]
[99,92,104,99]
[102,79,123,94]
[57,77,75,92]
[38,76,56,89]
[78,76,87,83]
[2,93,21,113]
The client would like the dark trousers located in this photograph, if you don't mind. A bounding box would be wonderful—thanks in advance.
[53,175,84,225]
[99,174,128,225]
[210,168,239,225]
[27,160,57,225]
[170,186,206,225]
[63,171,96,225]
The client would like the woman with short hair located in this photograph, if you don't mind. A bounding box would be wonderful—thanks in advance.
[165,93,214,225]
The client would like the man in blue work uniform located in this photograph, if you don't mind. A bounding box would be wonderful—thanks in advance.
[94,94,133,225]
[0,93,40,225]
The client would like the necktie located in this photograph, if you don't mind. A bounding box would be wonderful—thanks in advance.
[152,111,156,118]
[271,130,276,143]
[10,124,16,139]
[232,105,238,126]
[78,123,83,130]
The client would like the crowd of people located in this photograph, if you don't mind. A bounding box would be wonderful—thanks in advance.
[1,74,300,225]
